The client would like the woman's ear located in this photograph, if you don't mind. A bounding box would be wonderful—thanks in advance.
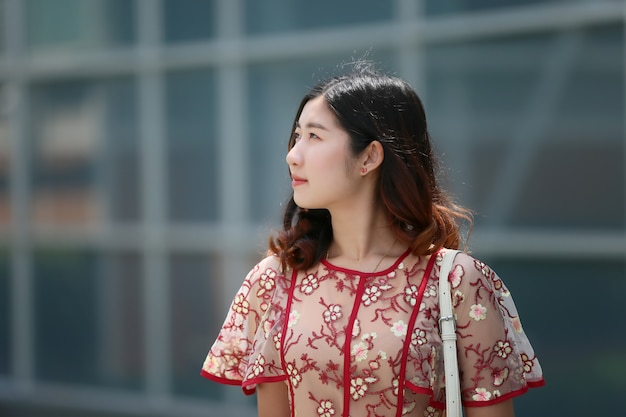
[360,140,384,174]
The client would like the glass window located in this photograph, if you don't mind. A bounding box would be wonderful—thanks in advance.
[424,0,567,16]
[170,253,225,399]
[0,247,9,375]
[29,77,140,227]
[26,0,135,52]
[245,0,393,35]
[0,83,9,226]
[425,26,624,230]
[166,69,218,222]
[34,250,144,389]
[163,0,217,44]
[482,256,626,416]
[0,0,5,56]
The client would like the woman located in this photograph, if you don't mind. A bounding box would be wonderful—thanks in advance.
[201,64,544,417]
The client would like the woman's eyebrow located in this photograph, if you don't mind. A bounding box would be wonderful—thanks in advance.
[295,121,329,131]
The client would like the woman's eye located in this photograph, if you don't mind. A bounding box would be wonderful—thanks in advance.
[292,131,301,142]
[309,132,320,140]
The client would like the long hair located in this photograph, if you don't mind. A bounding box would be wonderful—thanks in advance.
[269,64,472,271]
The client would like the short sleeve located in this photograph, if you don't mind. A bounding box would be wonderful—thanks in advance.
[201,256,289,394]
[449,252,544,406]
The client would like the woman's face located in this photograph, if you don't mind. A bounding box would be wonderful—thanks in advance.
[286,96,364,211]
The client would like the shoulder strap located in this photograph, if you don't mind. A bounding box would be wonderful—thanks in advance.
[439,250,462,417]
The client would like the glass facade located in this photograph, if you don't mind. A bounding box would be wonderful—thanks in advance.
[0,1,624,416]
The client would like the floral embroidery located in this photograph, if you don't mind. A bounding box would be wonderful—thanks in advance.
[511,317,523,333]
[469,304,487,321]
[352,342,369,362]
[404,284,419,306]
[494,340,513,359]
[362,284,382,306]
[390,320,408,337]
[288,310,301,328]
[411,328,427,346]
[493,367,509,386]
[449,264,463,289]
[452,290,464,307]
[232,293,250,315]
[316,399,335,417]
[402,401,416,414]
[350,377,368,400]
[257,268,276,297]
[423,405,439,417]
[323,304,342,323]
[252,355,265,376]
[287,362,302,387]
[301,273,320,295]
[521,353,534,373]
[202,252,543,417]
[472,387,492,401]
[423,284,437,298]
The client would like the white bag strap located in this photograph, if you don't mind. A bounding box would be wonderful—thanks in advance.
[439,249,462,417]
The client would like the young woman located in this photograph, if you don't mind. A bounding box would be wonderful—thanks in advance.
[201,65,544,417]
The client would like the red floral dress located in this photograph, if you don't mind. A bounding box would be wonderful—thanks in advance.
[201,249,544,417]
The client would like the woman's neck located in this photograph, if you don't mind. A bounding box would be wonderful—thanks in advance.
[326,203,402,270]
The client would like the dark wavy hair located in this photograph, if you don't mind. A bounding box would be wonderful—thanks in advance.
[269,64,472,271]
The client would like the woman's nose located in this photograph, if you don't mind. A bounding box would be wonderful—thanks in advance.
[286,144,301,166]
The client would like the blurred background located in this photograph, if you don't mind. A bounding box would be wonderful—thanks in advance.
[0,0,624,416]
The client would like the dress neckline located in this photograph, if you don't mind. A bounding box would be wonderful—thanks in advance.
[321,247,413,276]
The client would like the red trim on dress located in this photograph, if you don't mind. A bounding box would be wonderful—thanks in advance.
[281,268,299,416]
[321,247,412,277]
[200,370,288,396]
[396,253,438,417]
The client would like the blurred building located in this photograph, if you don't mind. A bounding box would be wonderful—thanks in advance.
[0,0,624,416]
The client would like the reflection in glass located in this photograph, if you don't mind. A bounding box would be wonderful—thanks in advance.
[0,83,9,226]
[26,0,134,52]
[170,253,223,399]
[33,249,144,389]
[245,0,393,35]
[425,27,624,230]
[484,256,626,417]
[29,78,140,227]
[425,0,553,16]
[163,0,217,44]
[0,247,9,375]
[166,70,218,222]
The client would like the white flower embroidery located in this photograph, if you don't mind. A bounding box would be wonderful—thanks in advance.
[352,342,369,362]
[323,305,342,323]
[301,274,319,295]
[390,320,408,337]
[404,285,418,306]
[411,328,427,346]
[288,309,301,328]
[232,293,250,315]
[362,285,382,306]
[286,362,302,387]
[469,304,487,321]
[252,355,265,376]
[316,400,335,417]
[494,340,513,359]
[471,387,492,401]
[350,377,368,400]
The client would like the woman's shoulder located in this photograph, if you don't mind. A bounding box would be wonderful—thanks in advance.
[438,249,501,286]
[244,254,289,286]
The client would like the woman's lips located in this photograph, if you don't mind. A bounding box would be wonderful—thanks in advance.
[291,175,307,187]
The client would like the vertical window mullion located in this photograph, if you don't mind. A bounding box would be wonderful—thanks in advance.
[136,0,170,403]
